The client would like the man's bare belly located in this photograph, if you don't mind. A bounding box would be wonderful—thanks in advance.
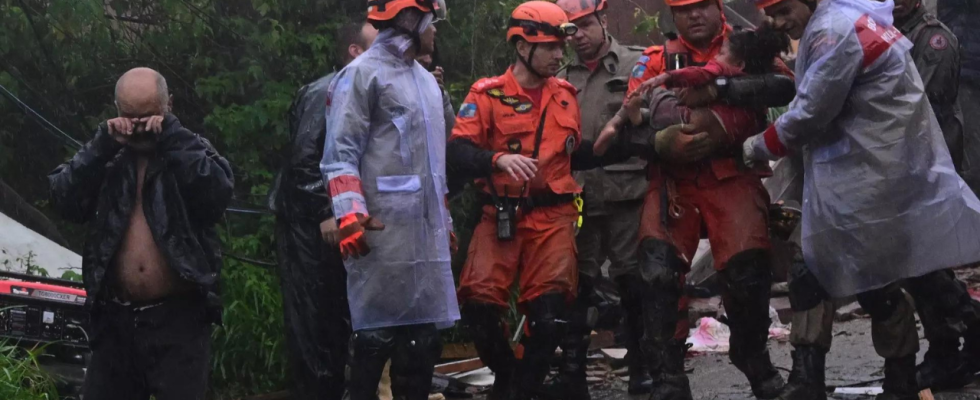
[111,157,190,302]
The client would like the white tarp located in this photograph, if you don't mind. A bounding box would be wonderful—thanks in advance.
[0,211,81,276]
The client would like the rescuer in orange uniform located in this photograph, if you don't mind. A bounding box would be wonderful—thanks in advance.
[446,2,627,399]
[596,0,794,398]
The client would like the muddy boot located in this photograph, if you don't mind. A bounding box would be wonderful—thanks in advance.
[617,276,653,395]
[461,303,515,400]
[877,356,920,400]
[916,339,973,391]
[776,345,826,400]
[645,340,693,400]
[539,330,591,400]
[509,293,567,400]
[721,250,785,399]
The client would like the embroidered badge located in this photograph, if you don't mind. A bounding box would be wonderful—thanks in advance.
[930,33,949,50]
[514,103,533,114]
[501,96,521,106]
[459,103,477,118]
[487,88,505,98]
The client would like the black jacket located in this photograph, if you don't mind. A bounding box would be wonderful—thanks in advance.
[268,73,336,222]
[48,114,234,323]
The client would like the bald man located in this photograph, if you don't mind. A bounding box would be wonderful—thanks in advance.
[49,67,234,400]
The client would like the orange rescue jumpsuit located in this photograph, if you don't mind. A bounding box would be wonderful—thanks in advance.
[452,67,584,308]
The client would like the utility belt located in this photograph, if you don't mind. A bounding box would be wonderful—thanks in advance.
[479,191,576,211]
[480,190,582,242]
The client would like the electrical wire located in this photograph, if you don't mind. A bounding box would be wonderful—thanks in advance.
[0,82,82,149]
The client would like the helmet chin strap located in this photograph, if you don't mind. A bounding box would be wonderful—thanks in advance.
[518,43,547,79]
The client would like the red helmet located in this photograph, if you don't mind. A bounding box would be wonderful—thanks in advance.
[507,1,578,44]
[755,0,787,9]
[556,0,608,22]
[367,0,442,22]
[664,0,720,7]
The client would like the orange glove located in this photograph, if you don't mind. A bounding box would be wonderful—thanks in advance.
[338,214,386,259]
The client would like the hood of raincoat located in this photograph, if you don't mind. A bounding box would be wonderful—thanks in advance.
[768,0,980,297]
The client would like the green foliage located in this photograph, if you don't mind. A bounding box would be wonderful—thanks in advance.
[0,335,59,400]
[209,259,286,399]
[632,8,662,36]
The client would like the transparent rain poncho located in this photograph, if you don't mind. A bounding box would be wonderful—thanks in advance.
[320,19,459,331]
[771,0,980,297]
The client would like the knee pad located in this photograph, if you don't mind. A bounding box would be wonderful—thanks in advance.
[721,249,772,303]
[526,293,567,342]
[788,255,828,312]
[638,239,685,296]
[857,286,906,321]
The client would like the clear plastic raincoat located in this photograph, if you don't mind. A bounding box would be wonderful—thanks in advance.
[320,25,459,331]
[766,0,980,298]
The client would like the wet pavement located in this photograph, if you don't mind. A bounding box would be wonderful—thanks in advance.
[468,318,980,400]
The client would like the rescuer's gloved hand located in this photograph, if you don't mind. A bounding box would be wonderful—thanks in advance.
[654,123,713,163]
[338,214,386,259]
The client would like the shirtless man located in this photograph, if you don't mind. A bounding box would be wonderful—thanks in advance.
[49,67,234,400]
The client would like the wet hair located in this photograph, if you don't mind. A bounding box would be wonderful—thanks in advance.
[726,26,791,75]
[336,21,370,66]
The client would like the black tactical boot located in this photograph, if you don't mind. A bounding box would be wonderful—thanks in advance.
[539,330,591,400]
[776,345,827,400]
[509,293,567,400]
[617,276,654,395]
[645,340,693,400]
[461,303,516,400]
[916,339,974,391]
[390,324,442,400]
[877,356,920,400]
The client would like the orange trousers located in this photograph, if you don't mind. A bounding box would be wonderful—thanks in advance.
[457,203,579,308]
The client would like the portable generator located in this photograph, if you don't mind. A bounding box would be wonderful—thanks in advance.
[0,271,89,398]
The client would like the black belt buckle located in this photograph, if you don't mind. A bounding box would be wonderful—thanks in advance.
[496,202,517,241]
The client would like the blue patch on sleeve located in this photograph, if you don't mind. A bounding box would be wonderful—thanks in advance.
[459,103,477,118]
[638,55,650,63]
[631,65,647,78]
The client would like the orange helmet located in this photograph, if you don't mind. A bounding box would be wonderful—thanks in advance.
[556,0,608,22]
[507,1,578,44]
[367,0,441,22]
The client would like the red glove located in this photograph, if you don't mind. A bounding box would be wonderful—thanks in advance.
[338,214,386,260]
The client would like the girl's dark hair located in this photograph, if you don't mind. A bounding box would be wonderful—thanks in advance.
[727,26,791,75]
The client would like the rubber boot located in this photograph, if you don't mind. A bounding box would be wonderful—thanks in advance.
[646,340,693,400]
[617,276,654,395]
[509,293,567,400]
[390,324,442,400]
[876,356,919,400]
[461,303,515,400]
[722,250,785,399]
[540,277,595,400]
[775,345,827,400]
[636,239,692,400]
[347,329,396,400]
[915,338,973,391]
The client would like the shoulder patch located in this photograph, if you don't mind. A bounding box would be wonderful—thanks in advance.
[553,78,578,95]
[929,33,949,50]
[470,77,505,93]
[643,45,665,56]
[458,103,478,118]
